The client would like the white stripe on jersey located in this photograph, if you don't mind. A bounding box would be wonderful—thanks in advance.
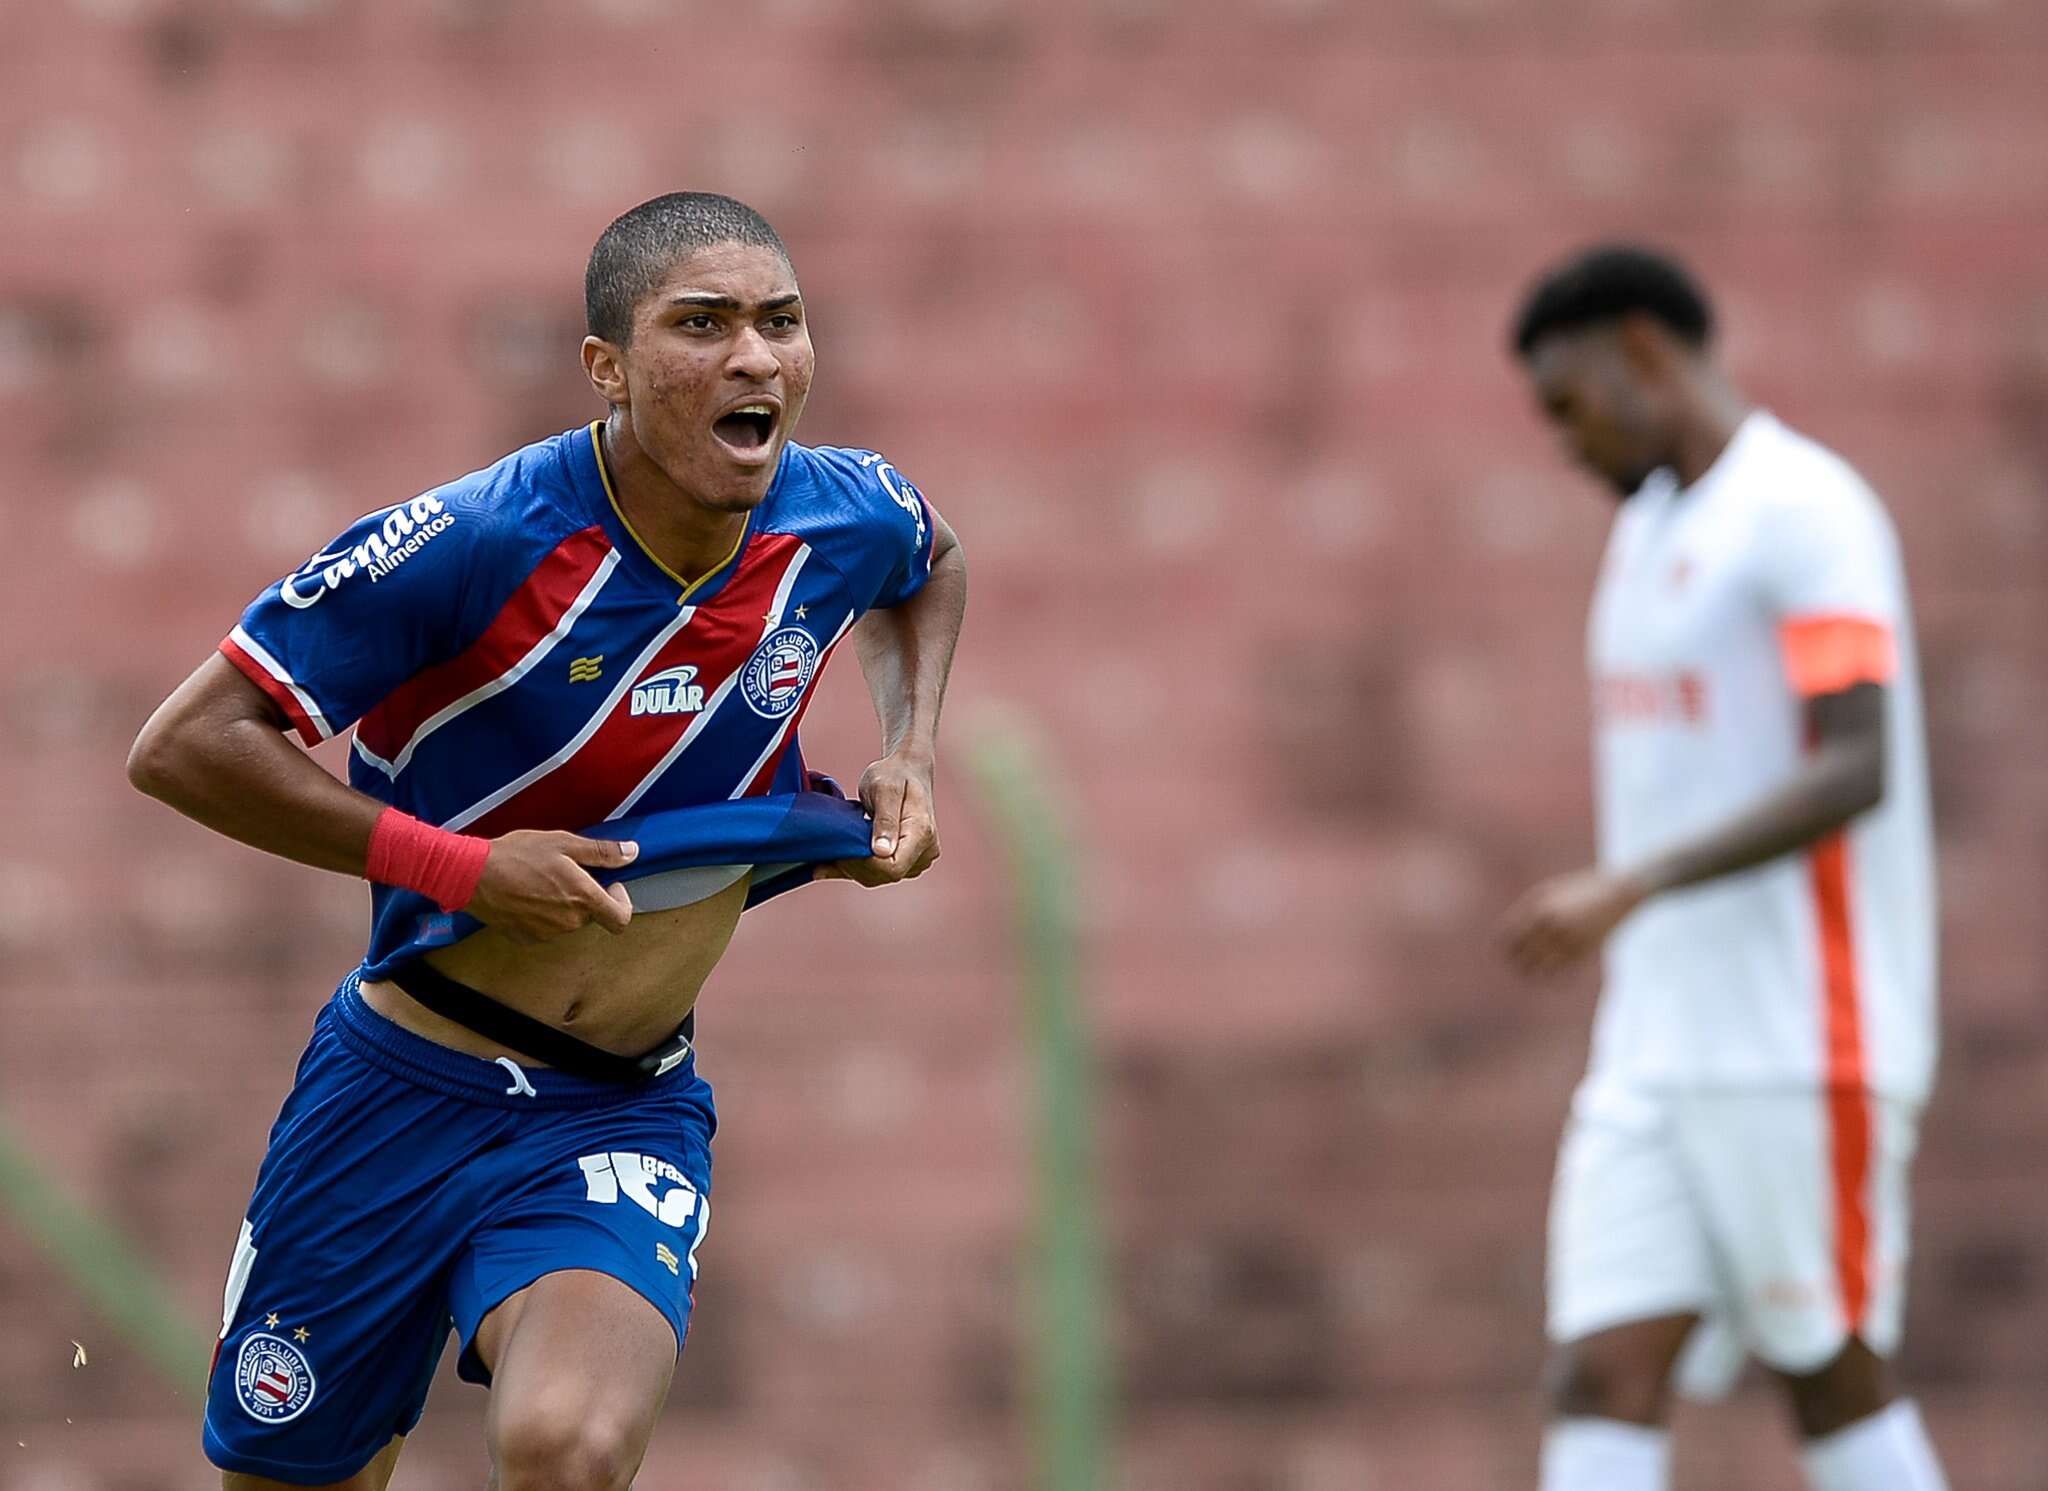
[230,625,333,741]
[353,549,622,781]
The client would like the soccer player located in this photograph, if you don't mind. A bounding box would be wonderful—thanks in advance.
[127,192,966,1491]
[1499,246,1946,1491]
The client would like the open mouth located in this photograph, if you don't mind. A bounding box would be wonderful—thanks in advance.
[711,402,779,455]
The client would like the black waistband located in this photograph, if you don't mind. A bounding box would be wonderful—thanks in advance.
[388,960,694,1086]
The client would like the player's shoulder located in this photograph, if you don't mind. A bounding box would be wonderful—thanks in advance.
[1742,414,1883,511]
[287,427,599,608]
[1733,413,1894,539]
[416,426,595,539]
[765,441,930,542]
[777,440,923,505]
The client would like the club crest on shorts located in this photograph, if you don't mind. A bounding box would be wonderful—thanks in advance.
[741,626,819,719]
[234,1331,316,1422]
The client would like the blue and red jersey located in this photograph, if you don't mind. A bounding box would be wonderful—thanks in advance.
[220,422,936,978]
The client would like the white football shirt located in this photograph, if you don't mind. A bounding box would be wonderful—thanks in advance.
[1586,412,1936,1101]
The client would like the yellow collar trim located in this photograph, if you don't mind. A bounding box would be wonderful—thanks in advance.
[589,423,750,606]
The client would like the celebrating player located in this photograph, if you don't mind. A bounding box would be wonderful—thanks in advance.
[1499,246,1945,1491]
[128,192,966,1491]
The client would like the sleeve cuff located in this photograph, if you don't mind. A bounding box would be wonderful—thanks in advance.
[220,628,331,746]
[1779,614,1896,697]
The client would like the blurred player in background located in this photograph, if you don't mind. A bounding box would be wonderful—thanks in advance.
[127,192,965,1490]
[1499,246,1946,1491]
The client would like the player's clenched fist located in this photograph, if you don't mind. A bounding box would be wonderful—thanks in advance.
[466,831,639,943]
[1499,867,1649,977]
[819,753,940,887]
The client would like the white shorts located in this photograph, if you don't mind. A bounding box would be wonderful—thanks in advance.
[1546,1080,1920,1400]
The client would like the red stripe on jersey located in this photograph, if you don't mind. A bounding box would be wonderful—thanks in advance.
[464,533,805,837]
[357,525,613,764]
[220,635,322,745]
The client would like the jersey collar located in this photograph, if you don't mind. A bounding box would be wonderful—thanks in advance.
[574,422,762,607]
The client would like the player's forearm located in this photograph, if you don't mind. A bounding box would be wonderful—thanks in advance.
[1627,736,1884,900]
[128,656,382,876]
[854,530,966,760]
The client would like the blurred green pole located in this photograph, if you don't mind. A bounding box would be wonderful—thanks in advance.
[0,1117,210,1401]
[969,726,1109,1491]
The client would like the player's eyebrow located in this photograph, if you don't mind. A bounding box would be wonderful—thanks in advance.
[668,292,803,312]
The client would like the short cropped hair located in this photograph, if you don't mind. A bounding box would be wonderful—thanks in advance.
[1510,244,1714,358]
[585,192,791,346]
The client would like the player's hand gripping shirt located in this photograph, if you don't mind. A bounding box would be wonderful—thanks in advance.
[1586,413,1935,1101]
[219,424,936,979]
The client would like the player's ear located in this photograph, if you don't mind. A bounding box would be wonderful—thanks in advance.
[1616,313,1675,380]
[582,335,629,406]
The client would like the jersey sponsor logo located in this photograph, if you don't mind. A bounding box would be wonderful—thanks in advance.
[740,626,819,719]
[279,495,454,609]
[631,664,706,716]
[569,655,604,683]
[1598,669,1709,725]
[233,1332,316,1423]
[860,452,930,552]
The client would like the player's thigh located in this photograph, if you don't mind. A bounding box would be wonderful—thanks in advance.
[443,1064,714,1385]
[478,1269,678,1489]
[1676,1091,1918,1376]
[207,993,483,1484]
[222,1435,403,1491]
[1546,1090,1719,1354]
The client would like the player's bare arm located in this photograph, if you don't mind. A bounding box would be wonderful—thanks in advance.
[1502,679,1886,976]
[824,507,966,887]
[127,654,638,943]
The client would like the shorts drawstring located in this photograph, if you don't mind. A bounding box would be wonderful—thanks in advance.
[495,1056,538,1099]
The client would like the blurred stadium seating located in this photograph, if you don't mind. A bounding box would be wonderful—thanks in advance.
[3,0,2047,1486]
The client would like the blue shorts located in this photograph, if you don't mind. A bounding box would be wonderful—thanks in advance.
[202,975,716,1484]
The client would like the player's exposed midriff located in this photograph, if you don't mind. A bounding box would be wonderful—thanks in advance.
[359,870,752,1066]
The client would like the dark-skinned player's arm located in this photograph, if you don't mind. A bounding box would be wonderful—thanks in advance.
[1501,471,1906,977]
[1501,679,1885,976]
[127,654,637,945]
[823,503,966,887]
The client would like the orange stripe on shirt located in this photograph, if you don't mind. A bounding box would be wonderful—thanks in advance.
[1781,615,1895,698]
[1810,832,1873,1330]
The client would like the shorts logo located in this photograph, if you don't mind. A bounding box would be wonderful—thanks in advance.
[233,1332,315,1423]
[631,664,705,716]
[577,1151,711,1280]
[740,627,819,719]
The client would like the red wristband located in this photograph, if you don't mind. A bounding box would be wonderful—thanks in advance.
[364,808,491,913]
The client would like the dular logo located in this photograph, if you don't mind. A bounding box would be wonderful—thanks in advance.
[281,495,453,609]
[632,665,706,717]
